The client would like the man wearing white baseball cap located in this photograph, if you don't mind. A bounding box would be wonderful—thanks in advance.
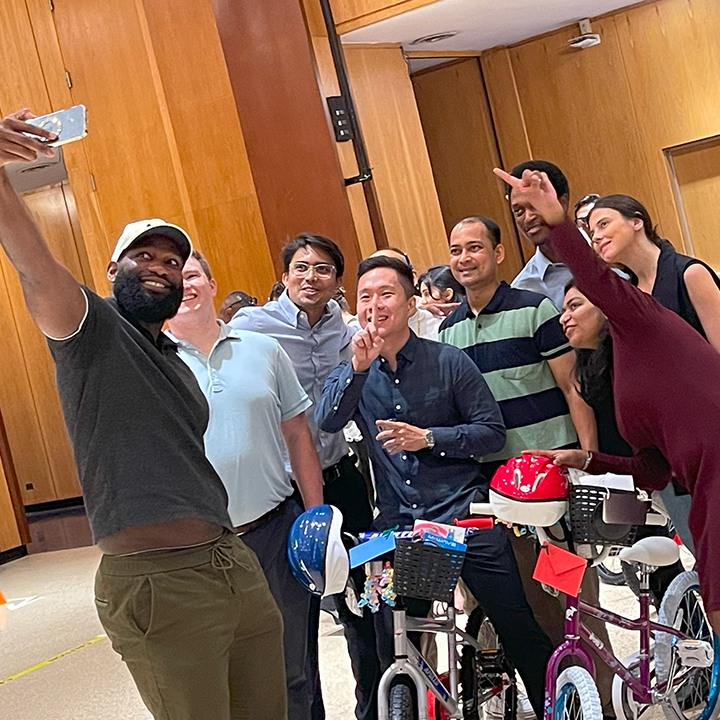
[0,109,287,719]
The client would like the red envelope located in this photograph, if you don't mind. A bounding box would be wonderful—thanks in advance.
[533,543,588,597]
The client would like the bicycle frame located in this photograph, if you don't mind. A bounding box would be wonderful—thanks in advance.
[543,577,691,720]
[378,606,510,720]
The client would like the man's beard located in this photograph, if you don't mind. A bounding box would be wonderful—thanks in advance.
[113,267,183,324]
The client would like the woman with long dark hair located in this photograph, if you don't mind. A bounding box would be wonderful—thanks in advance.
[589,194,720,351]
[496,167,720,635]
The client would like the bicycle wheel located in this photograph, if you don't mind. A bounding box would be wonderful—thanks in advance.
[655,571,720,720]
[554,666,603,720]
[390,683,418,720]
[461,605,517,720]
[597,548,626,586]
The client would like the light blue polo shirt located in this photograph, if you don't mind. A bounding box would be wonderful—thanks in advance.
[171,322,311,526]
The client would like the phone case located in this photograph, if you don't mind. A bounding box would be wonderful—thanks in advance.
[26,105,87,147]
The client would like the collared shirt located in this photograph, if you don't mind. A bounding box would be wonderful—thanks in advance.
[47,288,232,542]
[315,332,505,530]
[170,322,311,526]
[230,290,355,470]
[511,248,573,310]
[439,282,576,462]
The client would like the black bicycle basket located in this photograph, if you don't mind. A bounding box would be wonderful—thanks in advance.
[569,485,637,546]
[392,538,466,601]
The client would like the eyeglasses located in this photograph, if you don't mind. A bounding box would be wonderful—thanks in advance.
[575,215,591,229]
[290,262,336,279]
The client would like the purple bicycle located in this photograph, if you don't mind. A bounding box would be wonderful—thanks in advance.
[470,497,719,720]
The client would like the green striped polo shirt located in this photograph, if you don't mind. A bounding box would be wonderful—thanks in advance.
[438,281,576,463]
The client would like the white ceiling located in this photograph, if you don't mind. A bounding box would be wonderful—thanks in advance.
[341,0,639,51]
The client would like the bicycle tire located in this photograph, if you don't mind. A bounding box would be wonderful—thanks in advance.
[655,571,720,720]
[390,683,418,720]
[461,605,517,720]
[554,666,603,720]
[597,549,626,586]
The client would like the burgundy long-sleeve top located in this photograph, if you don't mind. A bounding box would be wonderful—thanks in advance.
[546,220,720,609]
[545,220,720,497]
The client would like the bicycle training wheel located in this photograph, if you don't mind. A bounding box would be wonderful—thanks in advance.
[461,605,517,720]
[554,666,603,720]
[597,548,626,586]
[655,571,720,720]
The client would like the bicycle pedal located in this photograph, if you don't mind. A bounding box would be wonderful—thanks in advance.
[676,638,714,668]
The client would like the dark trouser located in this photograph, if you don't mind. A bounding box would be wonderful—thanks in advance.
[374,524,554,720]
[324,454,381,720]
[509,530,616,716]
[242,497,323,720]
[94,531,287,720]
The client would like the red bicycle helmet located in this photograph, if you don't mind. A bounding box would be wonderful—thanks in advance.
[489,455,569,526]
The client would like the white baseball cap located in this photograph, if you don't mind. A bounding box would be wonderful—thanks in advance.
[111,219,193,263]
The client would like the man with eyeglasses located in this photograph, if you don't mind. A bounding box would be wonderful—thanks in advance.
[230,233,381,720]
[574,193,600,235]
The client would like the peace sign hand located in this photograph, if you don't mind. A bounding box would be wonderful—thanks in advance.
[493,167,567,228]
[351,321,384,372]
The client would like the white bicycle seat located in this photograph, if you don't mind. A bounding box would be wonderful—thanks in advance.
[618,536,680,567]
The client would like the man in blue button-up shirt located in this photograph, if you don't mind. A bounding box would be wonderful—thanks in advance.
[231,233,379,720]
[316,255,553,720]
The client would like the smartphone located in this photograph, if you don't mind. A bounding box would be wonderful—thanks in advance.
[25,105,87,147]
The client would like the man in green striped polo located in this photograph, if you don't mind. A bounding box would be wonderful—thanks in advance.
[438,215,596,481]
[439,216,618,720]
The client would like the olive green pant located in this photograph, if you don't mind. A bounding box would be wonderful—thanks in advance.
[94,531,287,720]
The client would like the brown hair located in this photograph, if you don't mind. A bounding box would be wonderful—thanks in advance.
[589,195,663,246]
[191,250,213,280]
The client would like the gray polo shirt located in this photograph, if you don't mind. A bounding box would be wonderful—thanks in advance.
[172,323,311,526]
[47,289,232,542]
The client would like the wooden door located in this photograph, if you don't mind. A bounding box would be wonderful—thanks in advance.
[667,137,720,270]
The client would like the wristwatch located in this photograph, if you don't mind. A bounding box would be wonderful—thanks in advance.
[425,428,435,450]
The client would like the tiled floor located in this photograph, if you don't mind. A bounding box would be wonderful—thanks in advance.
[0,531,693,720]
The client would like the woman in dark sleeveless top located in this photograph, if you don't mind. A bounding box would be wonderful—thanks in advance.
[588,194,720,351]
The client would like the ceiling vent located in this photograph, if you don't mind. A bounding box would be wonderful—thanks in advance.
[410,31,459,45]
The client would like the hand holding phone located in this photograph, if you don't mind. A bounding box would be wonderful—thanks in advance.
[0,109,58,167]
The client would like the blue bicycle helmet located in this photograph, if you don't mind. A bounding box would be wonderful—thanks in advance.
[287,505,349,597]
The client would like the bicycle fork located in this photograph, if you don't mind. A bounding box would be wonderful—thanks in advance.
[378,609,463,720]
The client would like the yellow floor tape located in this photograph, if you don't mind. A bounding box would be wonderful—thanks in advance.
[0,634,107,686]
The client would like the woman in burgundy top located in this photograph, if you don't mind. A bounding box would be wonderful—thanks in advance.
[495,167,720,634]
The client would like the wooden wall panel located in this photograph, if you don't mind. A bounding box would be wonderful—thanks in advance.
[138,0,275,301]
[0,461,22,552]
[211,0,361,291]
[412,59,524,281]
[505,18,660,225]
[615,0,720,249]
[26,0,108,291]
[0,257,56,505]
[480,49,532,174]
[50,0,186,245]
[344,45,447,272]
